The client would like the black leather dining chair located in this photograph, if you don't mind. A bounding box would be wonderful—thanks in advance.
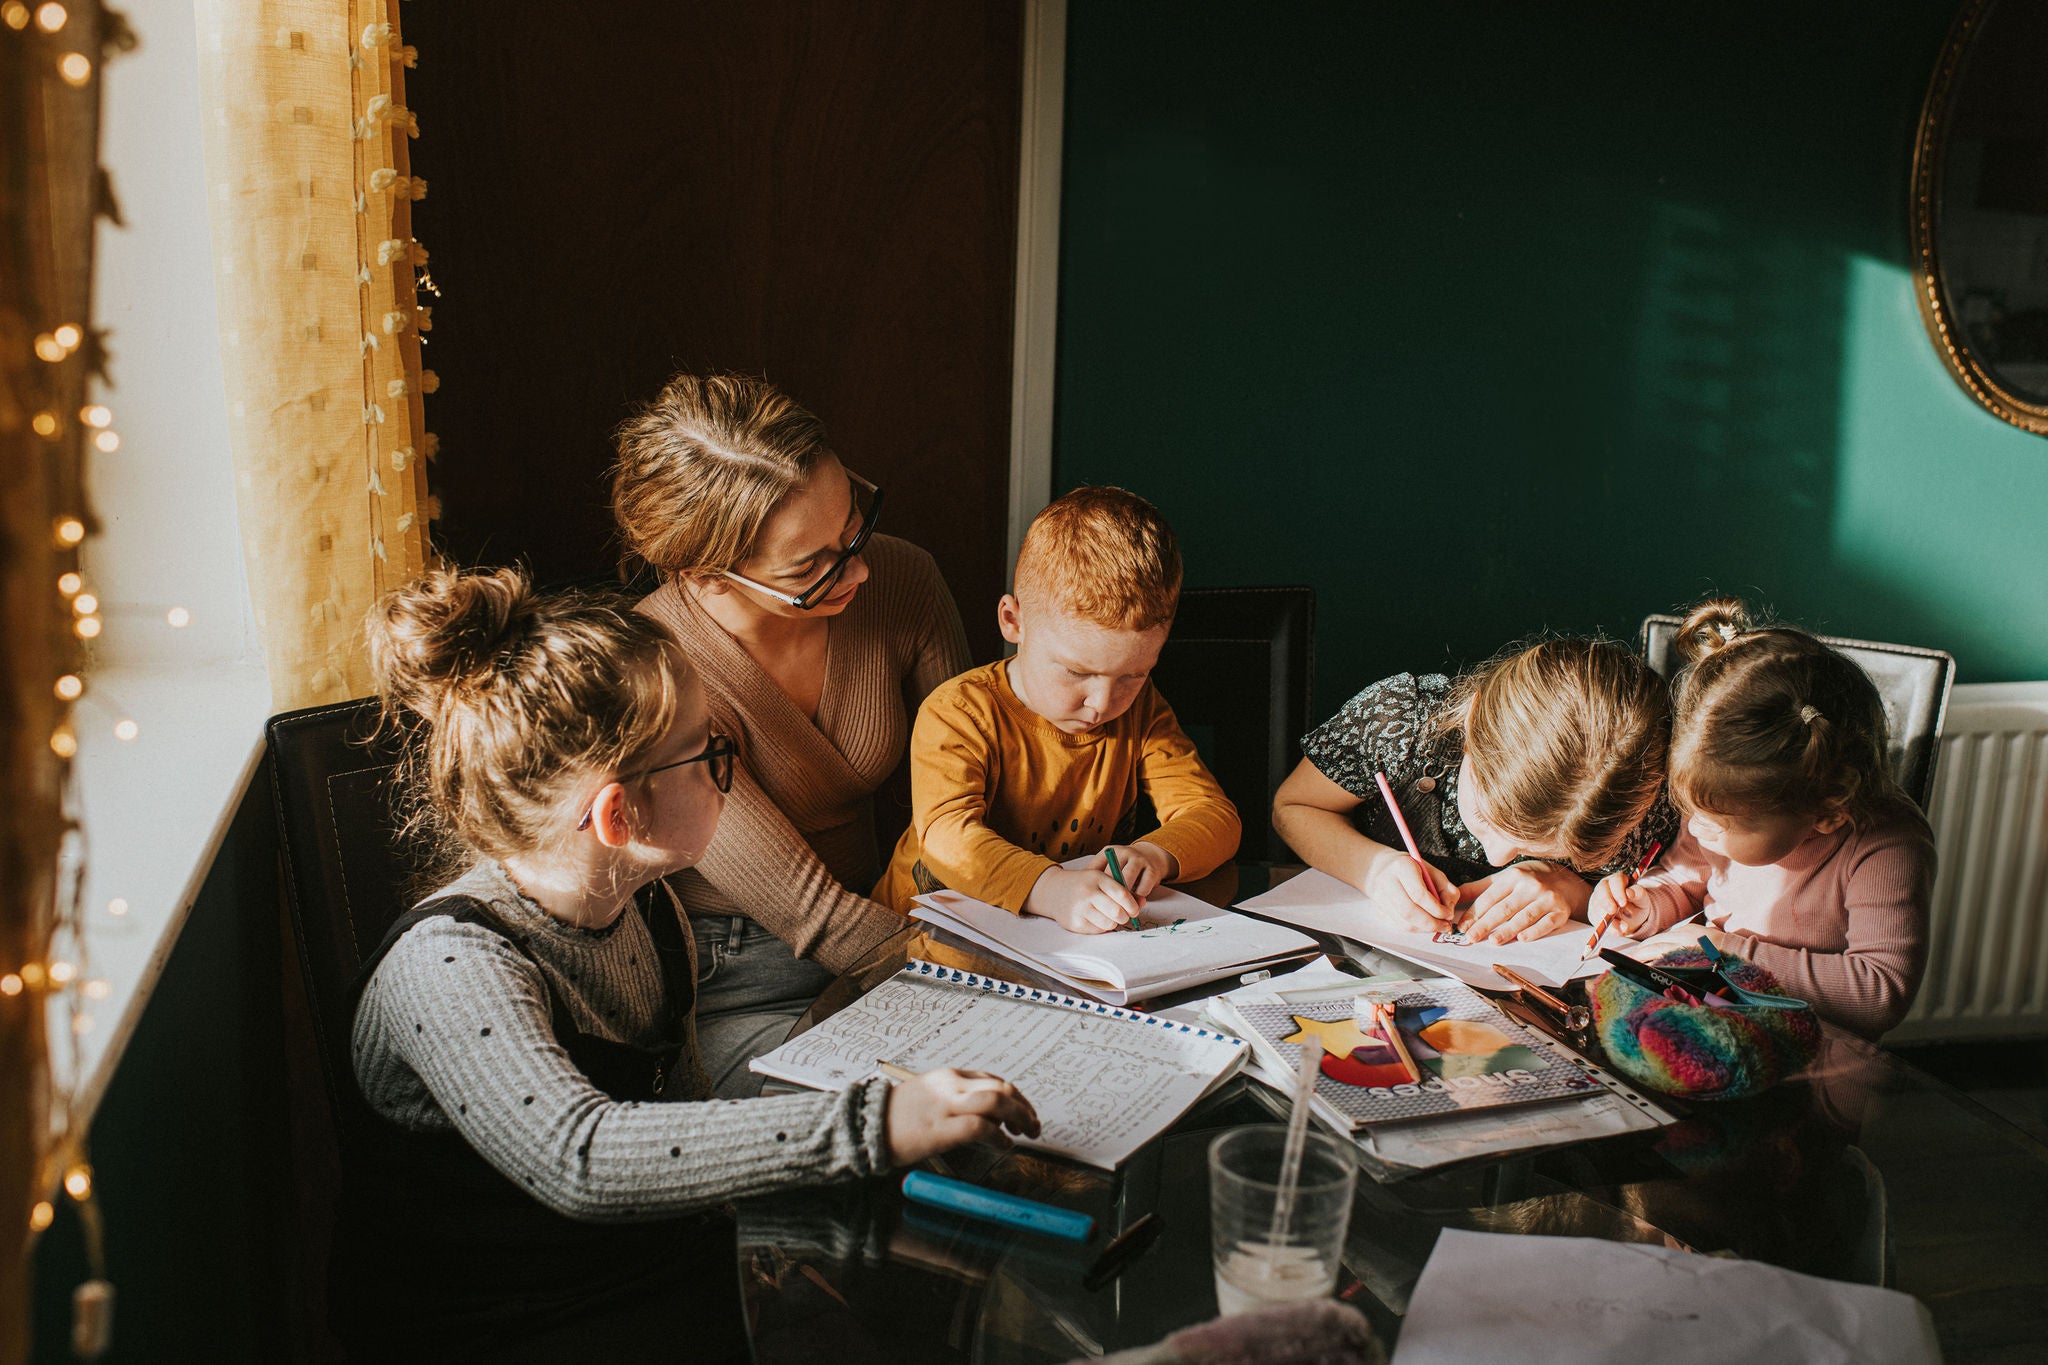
[1639,614,1956,812]
[266,696,426,1148]
[1150,586,1315,863]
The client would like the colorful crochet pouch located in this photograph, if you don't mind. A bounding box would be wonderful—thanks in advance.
[1591,944,1821,1100]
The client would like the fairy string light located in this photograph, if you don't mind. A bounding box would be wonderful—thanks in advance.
[2,1,135,1356]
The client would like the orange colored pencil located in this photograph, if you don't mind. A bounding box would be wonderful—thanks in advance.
[1583,839,1664,954]
[1375,1002,1422,1085]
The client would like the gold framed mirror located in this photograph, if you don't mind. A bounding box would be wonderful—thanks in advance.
[1911,0,2048,436]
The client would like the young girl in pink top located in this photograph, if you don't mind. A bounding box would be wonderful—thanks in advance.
[1593,598,1936,1039]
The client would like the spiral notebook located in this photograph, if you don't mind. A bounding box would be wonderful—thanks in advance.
[750,960,1248,1169]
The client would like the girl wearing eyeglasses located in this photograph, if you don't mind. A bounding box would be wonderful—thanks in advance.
[614,373,973,1096]
[344,565,1036,1359]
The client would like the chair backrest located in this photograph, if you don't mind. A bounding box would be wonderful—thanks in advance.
[1639,614,1956,811]
[267,697,430,1147]
[1149,587,1315,862]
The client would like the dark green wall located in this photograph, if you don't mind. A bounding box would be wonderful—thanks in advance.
[1055,2,2048,720]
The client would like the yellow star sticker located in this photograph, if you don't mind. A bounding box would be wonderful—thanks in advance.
[1281,1013,1374,1058]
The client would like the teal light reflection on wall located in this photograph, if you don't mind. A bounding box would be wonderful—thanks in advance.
[1831,253,2048,681]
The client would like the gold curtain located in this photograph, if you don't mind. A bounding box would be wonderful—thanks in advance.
[2,5,117,1358]
[195,0,433,711]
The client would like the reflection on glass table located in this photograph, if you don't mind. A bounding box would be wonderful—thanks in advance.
[734,866,2048,1364]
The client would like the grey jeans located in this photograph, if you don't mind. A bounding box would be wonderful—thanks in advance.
[690,916,835,1098]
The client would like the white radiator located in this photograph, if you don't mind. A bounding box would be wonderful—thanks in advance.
[1893,681,2048,1041]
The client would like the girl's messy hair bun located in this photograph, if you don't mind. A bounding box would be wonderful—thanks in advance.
[1675,595,1756,666]
[363,564,691,867]
[367,566,536,718]
[1668,596,1902,825]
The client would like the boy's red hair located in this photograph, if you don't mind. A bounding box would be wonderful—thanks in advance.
[1013,486,1182,631]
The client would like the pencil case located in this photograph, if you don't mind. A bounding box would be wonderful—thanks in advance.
[1590,944,1820,1100]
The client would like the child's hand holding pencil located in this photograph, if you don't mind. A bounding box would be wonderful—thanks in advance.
[1584,840,1664,949]
[1367,771,1461,931]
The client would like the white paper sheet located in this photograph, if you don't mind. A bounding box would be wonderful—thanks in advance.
[1236,868,1604,989]
[1392,1229,1942,1365]
[749,962,1246,1169]
[911,881,1317,1003]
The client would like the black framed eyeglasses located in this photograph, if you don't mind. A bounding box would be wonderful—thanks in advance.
[577,734,737,830]
[723,472,884,611]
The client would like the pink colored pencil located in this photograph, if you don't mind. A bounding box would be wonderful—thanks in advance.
[1374,771,1450,921]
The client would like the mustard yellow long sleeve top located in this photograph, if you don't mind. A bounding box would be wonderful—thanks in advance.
[875,659,1241,914]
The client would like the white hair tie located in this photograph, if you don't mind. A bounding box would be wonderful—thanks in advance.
[1799,704,1821,724]
[1715,622,1739,642]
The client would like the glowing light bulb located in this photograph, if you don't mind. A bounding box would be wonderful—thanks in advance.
[0,975,20,997]
[93,430,119,453]
[28,1202,53,1233]
[32,411,58,436]
[79,404,110,428]
[47,961,74,985]
[54,675,82,700]
[83,979,109,1000]
[57,572,81,595]
[74,616,101,640]
[71,1014,92,1034]
[57,52,90,86]
[62,1167,91,1200]
[49,729,78,758]
[54,517,85,545]
[19,964,44,988]
[71,593,97,615]
[34,334,65,362]
[34,1,63,30]
[166,606,191,628]
[106,898,128,917]
[2,3,29,30]
[52,323,81,349]
[113,719,138,741]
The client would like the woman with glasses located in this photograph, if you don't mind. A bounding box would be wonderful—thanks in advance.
[613,372,973,1095]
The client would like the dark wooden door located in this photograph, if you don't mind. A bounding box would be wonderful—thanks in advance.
[404,2,1022,662]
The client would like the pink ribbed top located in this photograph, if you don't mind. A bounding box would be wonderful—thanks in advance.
[1633,797,1935,1038]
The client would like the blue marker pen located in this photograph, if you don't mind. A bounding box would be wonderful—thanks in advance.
[900,1170,1095,1243]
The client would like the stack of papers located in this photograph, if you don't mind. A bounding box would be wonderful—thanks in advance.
[910,882,1318,1004]
[1202,962,1674,1177]
[1217,977,1600,1130]
[1393,1230,1941,1364]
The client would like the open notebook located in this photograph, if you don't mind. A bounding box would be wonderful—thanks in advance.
[751,960,1248,1169]
[1236,868,1605,990]
[910,882,1319,1004]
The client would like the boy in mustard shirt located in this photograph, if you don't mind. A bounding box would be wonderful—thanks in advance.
[876,487,1241,932]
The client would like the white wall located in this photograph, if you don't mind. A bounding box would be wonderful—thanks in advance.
[83,0,256,669]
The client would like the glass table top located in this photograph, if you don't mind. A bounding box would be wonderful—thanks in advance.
[736,867,2048,1363]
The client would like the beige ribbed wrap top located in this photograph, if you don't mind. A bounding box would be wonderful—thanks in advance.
[636,534,972,973]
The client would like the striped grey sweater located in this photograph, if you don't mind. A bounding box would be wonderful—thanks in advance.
[352,860,892,1221]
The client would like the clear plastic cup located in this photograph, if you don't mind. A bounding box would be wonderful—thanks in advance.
[1208,1125,1357,1315]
